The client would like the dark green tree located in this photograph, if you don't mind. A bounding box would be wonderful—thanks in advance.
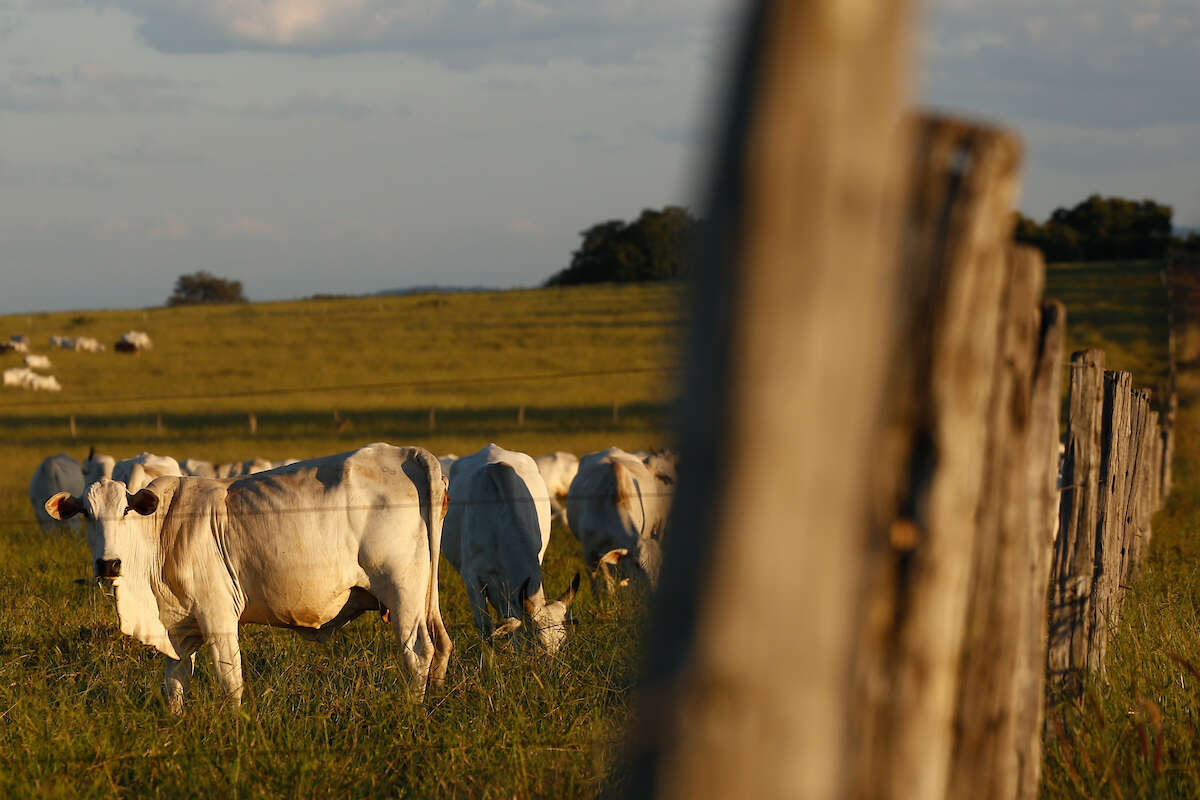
[167,271,247,306]
[1015,195,1174,261]
[546,206,700,286]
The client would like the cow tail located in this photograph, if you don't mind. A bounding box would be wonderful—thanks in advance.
[415,448,452,687]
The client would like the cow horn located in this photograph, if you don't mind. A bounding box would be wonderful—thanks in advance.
[87,446,95,462]
[557,572,581,607]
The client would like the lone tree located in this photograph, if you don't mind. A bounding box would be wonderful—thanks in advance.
[167,271,247,306]
[546,206,700,286]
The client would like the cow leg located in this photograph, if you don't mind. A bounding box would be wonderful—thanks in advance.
[198,613,244,707]
[163,632,202,715]
[465,575,494,641]
[373,579,434,702]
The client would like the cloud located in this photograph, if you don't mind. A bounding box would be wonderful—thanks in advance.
[922,0,1200,128]
[0,62,191,115]
[54,0,730,66]
[106,137,205,165]
[239,90,378,120]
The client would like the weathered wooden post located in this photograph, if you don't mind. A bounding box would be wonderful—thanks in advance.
[248,412,258,436]
[1087,370,1132,675]
[1122,390,1156,582]
[1012,298,1067,800]
[947,243,1063,800]
[69,415,77,439]
[611,400,619,425]
[619,0,916,797]
[851,116,1022,800]
[517,404,525,427]
[1047,349,1105,694]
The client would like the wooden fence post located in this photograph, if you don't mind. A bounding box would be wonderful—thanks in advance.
[1047,349,1105,694]
[1013,298,1067,800]
[428,407,436,433]
[517,404,525,427]
[1122,390,1155,583]
[621,0,916,797]
[69,415,77,439]
[156,414,164,435]
[1087,370,1133,676]
[248,412,258,436]
[850,117,1022,800]
[612,400,619,425]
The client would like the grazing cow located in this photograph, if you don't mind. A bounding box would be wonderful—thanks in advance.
[2,335,30,354]
[2,367,61,391]
[82,449,116,488]
[44,443,452,710]
[566,447,676,592]
[534,451,579,524]
[50,336,104,353]
[28,454,85,532]
[180,458,218,478]
[24,354,52,370]
[112,452,182,492]
[115,331,152,353]
[443,444,579,652]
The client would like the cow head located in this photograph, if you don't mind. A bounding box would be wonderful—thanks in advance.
[591,543,661,595]
[490,574,581,653]
[45,479,178,659]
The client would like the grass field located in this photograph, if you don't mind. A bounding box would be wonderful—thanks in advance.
[0,261,1186,798]
[0,283,681,798]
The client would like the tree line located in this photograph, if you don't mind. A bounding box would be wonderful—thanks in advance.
[1015,194,1199,262]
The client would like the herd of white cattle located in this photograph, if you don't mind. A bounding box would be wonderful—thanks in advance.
[1,331,152,393]
[26,441,677,711]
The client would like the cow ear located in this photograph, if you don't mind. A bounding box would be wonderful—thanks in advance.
[557,572,581,607]
[45,492,82,521]
[127,487,159,516]
[599,548,628,565]
[491,617,522,638]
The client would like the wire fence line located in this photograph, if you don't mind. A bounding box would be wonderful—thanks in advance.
[0,365,679,411]
[0,488,677,530]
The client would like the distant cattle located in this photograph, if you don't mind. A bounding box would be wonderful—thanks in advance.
[3,367,61,392]
[44,443,451,710]
[23,354,52,370]
[49,336,104,353]
[534,451,579,524]
[112,452,182,492]
[82,449,116,488]
[438,454,459,475]
[179,458,218,478]
[28,454,85,532]
[443,444,578,652]
[115,331,152,353]
[214,458,274,478]
[2,335,30,354]
[566,447,676,592]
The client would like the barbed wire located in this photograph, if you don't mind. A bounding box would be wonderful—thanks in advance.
[0,365,679,411]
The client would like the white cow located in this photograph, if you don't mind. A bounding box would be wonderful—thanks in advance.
[443,444,579,652]
[213,458,274,478]
[28,453,85,532]
[534,451,579,524]
[2,367,61,391]
[180,458,218,478]
[438,454,459,475]
[24,354,52,370]
[49,336,105,352]
[112,452,183,492]
[566,447,676,592]
[82,449,116,487]
[116,331,153,352]
[44,443,452,710]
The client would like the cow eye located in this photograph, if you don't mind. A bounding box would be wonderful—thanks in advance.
[122,507,131,517]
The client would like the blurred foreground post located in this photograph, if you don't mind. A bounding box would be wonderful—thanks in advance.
[620,0,915,797]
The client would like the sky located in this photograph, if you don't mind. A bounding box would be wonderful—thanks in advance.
[0,0,1196,314]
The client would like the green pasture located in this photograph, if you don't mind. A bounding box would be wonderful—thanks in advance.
[0,283,680,798]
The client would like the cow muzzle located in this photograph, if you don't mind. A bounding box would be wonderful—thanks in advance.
[95,558,122,579]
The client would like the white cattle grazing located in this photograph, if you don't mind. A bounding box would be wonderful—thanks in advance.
[115,331,152,353]
[566,447,676,592]
[443,444,579,652]
[24,354,52,370]
[180,458,218,478]
[534,451,579,524]
[83,449,116,488]
[2,367,61,392]
[438,454,459,475]
[112,452,182,493]
[28,454,85,532]
[49,336,104,352]
[44,443,452,711]
[2,335,29,354]
[214,458,274,478]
